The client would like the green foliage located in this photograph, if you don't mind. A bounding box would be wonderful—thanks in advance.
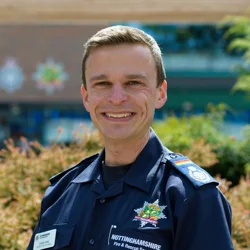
[216,176,250,250]
[0,129,103,249]
[211,133,250,186]
[219,15,250,99]
[153,105,249,186]
[152,115,220,167]
[227,179,250,249]
[153,112,223,150]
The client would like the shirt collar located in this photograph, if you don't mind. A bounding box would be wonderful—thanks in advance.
[72,149,104,184]
[72,129,165,192]
[123,129,165,192]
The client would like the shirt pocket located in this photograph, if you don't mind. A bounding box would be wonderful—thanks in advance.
[37,224,75,249]
[107,227,171,250]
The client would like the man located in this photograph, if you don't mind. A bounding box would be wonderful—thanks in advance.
[27,25,234,250]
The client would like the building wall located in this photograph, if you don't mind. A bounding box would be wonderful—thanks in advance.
[0,25,107,103]
[0,24,244,107]
[0,0,249,23]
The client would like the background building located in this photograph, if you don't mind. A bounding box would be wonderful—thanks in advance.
[0,1,249,146]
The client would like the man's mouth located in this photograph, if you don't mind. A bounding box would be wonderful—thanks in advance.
[105,112,132,118]
[102,112,135,119]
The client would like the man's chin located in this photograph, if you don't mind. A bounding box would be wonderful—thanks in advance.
[101,129,134,142]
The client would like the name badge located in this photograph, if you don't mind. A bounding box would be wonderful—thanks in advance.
[33,229,57,250]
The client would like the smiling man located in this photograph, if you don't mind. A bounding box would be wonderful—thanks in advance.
[82,43,166,166]
[27,26,234,250]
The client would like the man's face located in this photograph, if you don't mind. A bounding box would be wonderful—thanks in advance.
[81,44,167,142]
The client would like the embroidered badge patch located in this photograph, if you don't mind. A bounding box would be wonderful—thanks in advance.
[168,155,216,188]
[133,199,167,227]
[188,166,210,183]
[174,159,193,166]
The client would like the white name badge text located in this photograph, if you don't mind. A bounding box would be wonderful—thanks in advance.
[33,229,57,250]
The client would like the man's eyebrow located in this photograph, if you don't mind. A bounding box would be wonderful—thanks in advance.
[89,73,148,82]
[125,74,148,81]
[89,74,108,82]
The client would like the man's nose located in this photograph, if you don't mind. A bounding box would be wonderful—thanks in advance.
[108,84,128,104]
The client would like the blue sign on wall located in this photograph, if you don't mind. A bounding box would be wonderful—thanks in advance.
[0,58,24,94]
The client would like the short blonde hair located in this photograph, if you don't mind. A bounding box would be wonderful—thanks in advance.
[82,25,166,88]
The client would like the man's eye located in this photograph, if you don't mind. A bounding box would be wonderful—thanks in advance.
[96,82,110,86]
[128,81,140,85]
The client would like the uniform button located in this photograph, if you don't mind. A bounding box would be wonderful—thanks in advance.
[100,198,106,203]
[89,238,95,245]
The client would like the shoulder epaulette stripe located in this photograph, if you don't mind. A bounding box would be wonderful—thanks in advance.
[164,152,218,188]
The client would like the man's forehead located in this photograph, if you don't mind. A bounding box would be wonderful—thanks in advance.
[85,44,157,84]
[86,43,153,63]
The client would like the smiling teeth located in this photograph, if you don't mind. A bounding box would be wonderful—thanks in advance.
[106,113,132,118]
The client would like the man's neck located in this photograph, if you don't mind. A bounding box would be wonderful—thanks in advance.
[103,131,150,166]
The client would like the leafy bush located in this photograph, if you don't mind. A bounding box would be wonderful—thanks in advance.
[211,132,250,186]
[220,177,250,250]
[153,103,226,148]
[152,115,220,166]
[0,129,103,250]
[152,109,250,186]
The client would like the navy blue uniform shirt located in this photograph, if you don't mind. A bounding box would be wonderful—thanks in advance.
[27,130,234,250]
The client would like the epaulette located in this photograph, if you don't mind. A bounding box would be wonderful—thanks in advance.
[49,153,99,184]
[164,152,218,188]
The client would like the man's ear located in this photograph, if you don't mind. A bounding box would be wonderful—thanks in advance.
[155,80,167,109]
[81,85,89,112]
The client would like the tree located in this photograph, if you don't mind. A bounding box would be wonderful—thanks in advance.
[220,16,250,99]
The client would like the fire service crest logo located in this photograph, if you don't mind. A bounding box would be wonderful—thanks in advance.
[133,199,167,227]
